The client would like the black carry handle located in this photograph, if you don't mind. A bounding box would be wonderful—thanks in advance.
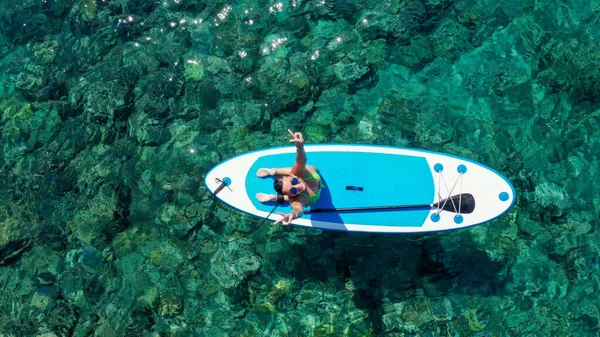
[346,185,363,191]
[307,193,475,214]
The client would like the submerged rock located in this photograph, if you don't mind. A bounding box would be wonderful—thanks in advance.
[529,181,571,213]
[210,240,261,289]
[0,238,32,267]
[30,287,53,311]
[66,246,104,273]
[160,294,183,317]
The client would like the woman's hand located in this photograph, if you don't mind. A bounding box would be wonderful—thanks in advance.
[256,168,276,177]
[274,212,293,226]
[288,129,304,148]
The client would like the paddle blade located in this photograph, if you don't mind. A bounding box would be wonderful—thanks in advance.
[433,193,475,214]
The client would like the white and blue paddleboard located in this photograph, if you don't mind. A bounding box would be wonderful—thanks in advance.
[205,145,515,233]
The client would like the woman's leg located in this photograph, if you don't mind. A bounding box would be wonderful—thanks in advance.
[256,193,276,202]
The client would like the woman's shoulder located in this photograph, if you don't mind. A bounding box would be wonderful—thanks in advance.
[300,165,318,176]
[306,164,318,172]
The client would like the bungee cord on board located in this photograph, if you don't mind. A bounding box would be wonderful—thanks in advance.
[435,167,466,217]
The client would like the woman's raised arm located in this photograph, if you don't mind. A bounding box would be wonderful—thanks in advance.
[288,129,306,175]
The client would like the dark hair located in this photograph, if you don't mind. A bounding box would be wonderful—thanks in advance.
[274,176,284,194]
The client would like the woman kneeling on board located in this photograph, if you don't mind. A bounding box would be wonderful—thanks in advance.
[255,129,324,225]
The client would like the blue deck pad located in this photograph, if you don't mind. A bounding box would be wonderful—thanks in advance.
[247,151,435,227]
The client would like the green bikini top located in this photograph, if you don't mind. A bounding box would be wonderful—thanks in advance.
[299,171,325,205]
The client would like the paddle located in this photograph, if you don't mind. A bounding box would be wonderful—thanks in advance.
[306,193,475,214]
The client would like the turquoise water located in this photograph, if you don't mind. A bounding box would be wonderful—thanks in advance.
[1,0,599,335]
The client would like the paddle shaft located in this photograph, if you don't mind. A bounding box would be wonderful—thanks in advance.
[305,194,475,214]
[307,203,434,213]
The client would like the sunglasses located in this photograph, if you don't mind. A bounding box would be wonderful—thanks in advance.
[289,177,300,195]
